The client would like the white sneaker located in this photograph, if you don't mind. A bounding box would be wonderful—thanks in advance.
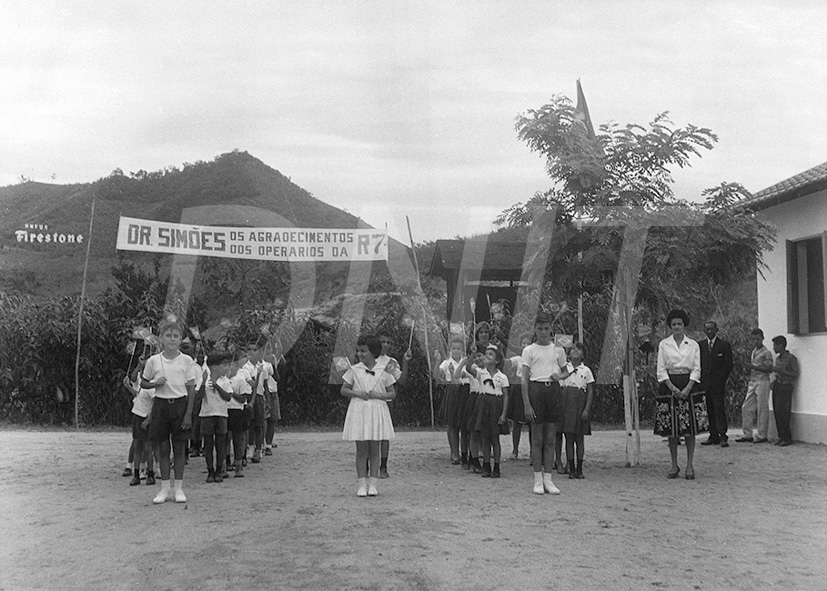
[533,472,545,495]
[174,488,187,503]
[356,478,368,497]
[543,473,560,495]
[367,477,378,497]
[139,468,147,480]
[153,488,170,504]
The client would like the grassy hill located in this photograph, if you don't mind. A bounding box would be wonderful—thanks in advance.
[0,151,398,305]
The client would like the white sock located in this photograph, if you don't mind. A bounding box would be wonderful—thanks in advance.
[534,472,543,485]
[161,479,171,491]
[174,479,183,492]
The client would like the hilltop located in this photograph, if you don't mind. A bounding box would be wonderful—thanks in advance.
[0,151,400,304]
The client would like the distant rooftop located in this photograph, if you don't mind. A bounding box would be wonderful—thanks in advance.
[739,160,827,211]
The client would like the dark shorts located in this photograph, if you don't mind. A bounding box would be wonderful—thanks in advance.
[251,394,266,428]
[505,384,526,423]
[227,408,248,433]
[528,381,562,424]
[200,415,228,436]
[148,397,192,442]
[131,414,149,442]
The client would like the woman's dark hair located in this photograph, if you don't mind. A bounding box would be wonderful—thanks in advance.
[666,309,690,327]
[358,335,382,357]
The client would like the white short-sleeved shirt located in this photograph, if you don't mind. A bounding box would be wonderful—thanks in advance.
[131,387,154,418]
[656,336,701,383]
[257,361,274,395]
[376,354,402,381]
[200,374,231,417]
[343,362,396,395]
[194,361,208,390]
[560,363,595,390]
[521,343,568,382]
[142,352,199,399]
[465,365,483,393]
[438,357,464,383]
[507,355,524,380]
[226,372,252,410]
[476,368,509,396]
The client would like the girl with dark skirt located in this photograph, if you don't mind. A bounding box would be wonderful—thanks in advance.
[559,342,594,479]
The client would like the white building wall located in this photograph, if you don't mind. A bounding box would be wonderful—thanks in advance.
[756,188,827,443]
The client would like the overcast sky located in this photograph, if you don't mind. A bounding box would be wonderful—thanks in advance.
[2,1,825,243]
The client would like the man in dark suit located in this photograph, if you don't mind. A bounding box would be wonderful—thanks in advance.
[700,321,733,447]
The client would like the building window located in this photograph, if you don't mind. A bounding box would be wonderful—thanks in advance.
[787,234,827,335]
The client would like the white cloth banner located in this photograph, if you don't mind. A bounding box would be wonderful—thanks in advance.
[115,216,388,262]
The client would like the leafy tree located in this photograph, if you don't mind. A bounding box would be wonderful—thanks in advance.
[499,94,775,322]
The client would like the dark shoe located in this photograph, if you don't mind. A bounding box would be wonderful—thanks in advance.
[451,457,460,465]
[685,471,695,480]
[206,471,215,483]
[481,463,492,478]
[735,437,753,443]
[700,438,720,446]
[471,459,482,474]
[214,471,223,483]
[667,467,681,479]
[264,447,273,456]
[492,464,501,478]
[235,461,244,477]
[774,440,783,446]
[557,461,567,475]
[753,438,768,443]
[145,471,156,486]
[251,449,261,463]
[778,440,793,447]
[567,460,576,480]
[220,466,229,479]
[379,467,390,479]
[575,460,584,479]
[129,474,141,486]
[122,467,133,477]
[720,440,729,448]
[241,458,247,467]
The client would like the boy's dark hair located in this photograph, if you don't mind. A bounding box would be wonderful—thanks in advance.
[771,335,787,347]
[449,337,465,348]
[666,309,690,327]
[376,330,393,340]
[208,351,232,366]
[534,312,551,325]
[358,335,382,357]
[751,328,764,338]
[571,340,586,356]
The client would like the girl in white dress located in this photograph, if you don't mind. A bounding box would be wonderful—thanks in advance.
[341,335,397,497]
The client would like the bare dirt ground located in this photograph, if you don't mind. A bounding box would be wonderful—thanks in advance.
[1,427,825,591]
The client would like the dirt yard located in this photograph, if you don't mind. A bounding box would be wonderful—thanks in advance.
[0,427,825,590]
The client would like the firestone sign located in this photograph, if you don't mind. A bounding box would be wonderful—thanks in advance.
[14,223,84,245]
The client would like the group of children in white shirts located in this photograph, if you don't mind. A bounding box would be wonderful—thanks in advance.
[342,313,595,497]
[123,319,280,504]
[435,313,595,494]
[124,314,593,502]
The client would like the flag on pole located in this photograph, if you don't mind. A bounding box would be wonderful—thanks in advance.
[574,78,597,139]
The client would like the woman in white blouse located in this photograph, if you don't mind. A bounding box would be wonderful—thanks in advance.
[656,309,702,480]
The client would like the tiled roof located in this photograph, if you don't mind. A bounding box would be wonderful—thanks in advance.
[738,160,827,211]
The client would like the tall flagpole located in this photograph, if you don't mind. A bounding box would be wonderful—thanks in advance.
[406,216,434,428]
[75,198,96,428]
